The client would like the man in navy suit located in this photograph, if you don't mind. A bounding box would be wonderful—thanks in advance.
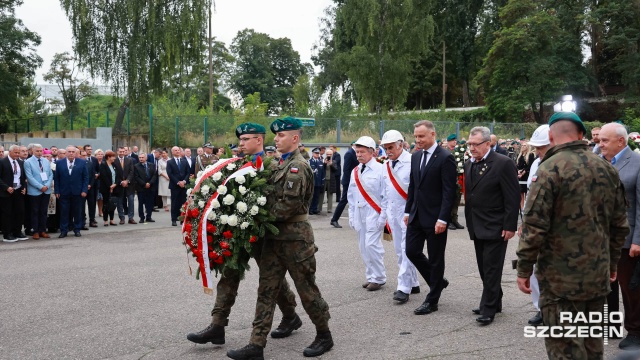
[83,144,99,227]
[330,142,358,228]
[404,120,457,315]
[134,153,157,223]
[54,146,89,238]
[167,146,190,226]
[329,145,342,202]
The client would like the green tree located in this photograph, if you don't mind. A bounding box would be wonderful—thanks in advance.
[43,52,96,116]
[230,29,306,114]
[60,0,210,132]
[0,0,42,125]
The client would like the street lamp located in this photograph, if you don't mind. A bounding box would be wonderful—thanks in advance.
[553,95,577,113]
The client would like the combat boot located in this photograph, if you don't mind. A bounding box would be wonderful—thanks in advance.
[227,343,264,360]
[186,323,225,344]
[270,313,302,338]
[303,331,333,357]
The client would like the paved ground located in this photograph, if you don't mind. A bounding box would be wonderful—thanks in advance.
[0,206,629,360]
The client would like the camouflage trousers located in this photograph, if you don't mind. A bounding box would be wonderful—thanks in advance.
[250,239,330,347]
[541,296,605,360]
[211,250,297,326]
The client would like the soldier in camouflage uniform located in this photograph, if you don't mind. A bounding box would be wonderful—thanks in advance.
[516,112,629,360]
[227,117,332,360]
[187,123,300,346]
[194,143,217,174]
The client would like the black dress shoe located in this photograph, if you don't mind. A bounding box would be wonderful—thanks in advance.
[442,278,449,289]
[171,221,177,226]
[473,307,502,315]
[414,302,438,315]
[476,315,494,325]
[81,226,89,231]
[303,331,333,357]
[393,291,409,304]
[330,221,342,228]
[528,311,543,326]
[139,219,145,224]
[270,313,302,338]
[74,232,81,237]
[619,334,640,349]
[448,223,457,230]
[59,233,67,238]
[227,343,264,360]
[186,323,225,344]
[453,221,465,229]
[146,219,155,223]
[411,286,420,294]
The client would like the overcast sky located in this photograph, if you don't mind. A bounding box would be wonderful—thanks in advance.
[16,0,334,84]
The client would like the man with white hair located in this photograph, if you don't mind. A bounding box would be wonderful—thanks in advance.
[599,122,640,349]
[380,130,420,303]
[0,145,27,242]
[348,136,387,291]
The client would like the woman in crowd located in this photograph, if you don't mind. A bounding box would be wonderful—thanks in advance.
[99,150,123,226]
[157,149,170,211]
[516,141,536,209]
[94,149,105,217]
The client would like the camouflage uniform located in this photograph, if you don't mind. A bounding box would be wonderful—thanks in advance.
[250,148,331,347]
[516,140,629,359]
[194,154,218,174]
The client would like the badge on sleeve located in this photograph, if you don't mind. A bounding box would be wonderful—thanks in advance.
[290,167,299,173]
[287,181,294,189]
[532,175,537,182]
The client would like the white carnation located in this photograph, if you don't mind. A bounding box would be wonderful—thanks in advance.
[257,196,267,206]
[198,200,205,208]
[217,185,227,195]
[235,175,246,184]
[227,215,238,226]
[464,155,469,160]
[212,199,221,209]
[201,185,210,195]
[250,205,259,216]
[238,185,247,195]
[212,172,222,181]
[227,163,236,171]
[248,170,257,177]
[240,222,249,229]
[223,194,235,205]
[236,201,248,213]
[219,215,229,224]
[207,211,216,221]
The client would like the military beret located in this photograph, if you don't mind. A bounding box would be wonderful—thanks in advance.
[312,148,320,153]
[270,116,303,134]
[203,142,213,149]
[446,134,457,141]
[437,139,442,144]
[548,112,587,135]
[459,140,466,145]
[265,146,276,152]
[235,122,266,138]
[230,145,239,151]
[511,141,518,145]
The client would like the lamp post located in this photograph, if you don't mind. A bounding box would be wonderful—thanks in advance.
[553,95,577,113]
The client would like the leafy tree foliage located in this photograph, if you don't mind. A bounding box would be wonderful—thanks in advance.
[43,52,95,116]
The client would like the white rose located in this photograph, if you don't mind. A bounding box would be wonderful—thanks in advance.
[238,185,247,195]
[236,201,248,213]
[207,211,216,221]
[235,175,246,184]
[257,196,267,206]
[223,194,235,205]
[240,221,249,229]
[212,172,222,181]
[217,185,227,195]
[455,152,459,155]
[250,205,259,216]
[197,170,204,178]
[186,188,192,196]
[227,163,236,171]
[201,185,210,195]
[458,162,463,167]
[198,200,205,208]
[464,155,469,160]
[228,215,238,226]
[219,215,229,224]
[248,170,257,177]
[212,199,220,209]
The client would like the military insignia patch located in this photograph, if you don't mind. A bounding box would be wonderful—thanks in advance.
[532,175,537,182]
[236,126,242,133]
[273,123,280,131]
[290,167,298,173]
[287,181,294,189]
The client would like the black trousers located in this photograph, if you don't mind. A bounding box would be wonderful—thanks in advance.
[29,193,49,233]
[170,187,187,222]
[85,186,97,223]
[331,181,350,223]
[1,191,25,236]
[138,190,154,220]
[406,223,448,303]
[473,239,508,317]
[334,175,341,202]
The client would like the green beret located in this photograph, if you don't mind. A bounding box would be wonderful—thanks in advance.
[548,112,587,135]
[270,116,302,134]
[460,140,466,145]
[446,134,457,141]
[236,122,266,138]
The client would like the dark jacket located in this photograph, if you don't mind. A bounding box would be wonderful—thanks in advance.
[134,162,158,192]
[166,157,190,190]
[310,157,325,187]
[341,147,358,186]
[114,157,135,196]
[0,156,27,197]
[324,158,338,193]
[99,161,123,197]
[54,158,89,196]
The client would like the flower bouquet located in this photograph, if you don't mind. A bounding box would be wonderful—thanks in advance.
[453,143,469,196]
[376,156,388,164]
[180,156,278,294]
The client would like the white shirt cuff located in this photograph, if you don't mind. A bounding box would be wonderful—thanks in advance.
[437,219,447,225]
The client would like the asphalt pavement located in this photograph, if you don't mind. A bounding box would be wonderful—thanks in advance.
[0,205,628,360]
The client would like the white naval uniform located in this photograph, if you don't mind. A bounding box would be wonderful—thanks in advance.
[382,150,420,294]
[348,158,387,285]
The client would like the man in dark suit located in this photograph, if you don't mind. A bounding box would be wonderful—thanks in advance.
[0,145,27,242]
[329,145,341,202]
[114,147,136,225]
[83,144,99,227]
[490,135,508,156]
[54,146,89,238]
[465,126,519,325]
[134,153,157,223]
[309,148,325,214]
[130,146,140,163]
[79,149,96,231]
[167,146,190,226]
[404,121,457,314]
[184,148,195,177]
[330,143,358,228]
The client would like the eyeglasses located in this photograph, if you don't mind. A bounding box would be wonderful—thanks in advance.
[239,136,258,142]
[467,141,488,148]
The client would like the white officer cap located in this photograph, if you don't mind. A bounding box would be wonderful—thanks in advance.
[354,136,377,149]
[380,130,404,145]
[528,125,550,147]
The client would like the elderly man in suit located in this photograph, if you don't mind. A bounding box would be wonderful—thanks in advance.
[330,142,358,228]
[0,145,28,242]
[599,123,640,349]
[115,147,136,225]
[465,126,520,325]
[166,146,190,226]
[83,144,99,227]
[403,122,458,313]
[134,153,157,223]
[54,145,89,238]
[24,144,54,240]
